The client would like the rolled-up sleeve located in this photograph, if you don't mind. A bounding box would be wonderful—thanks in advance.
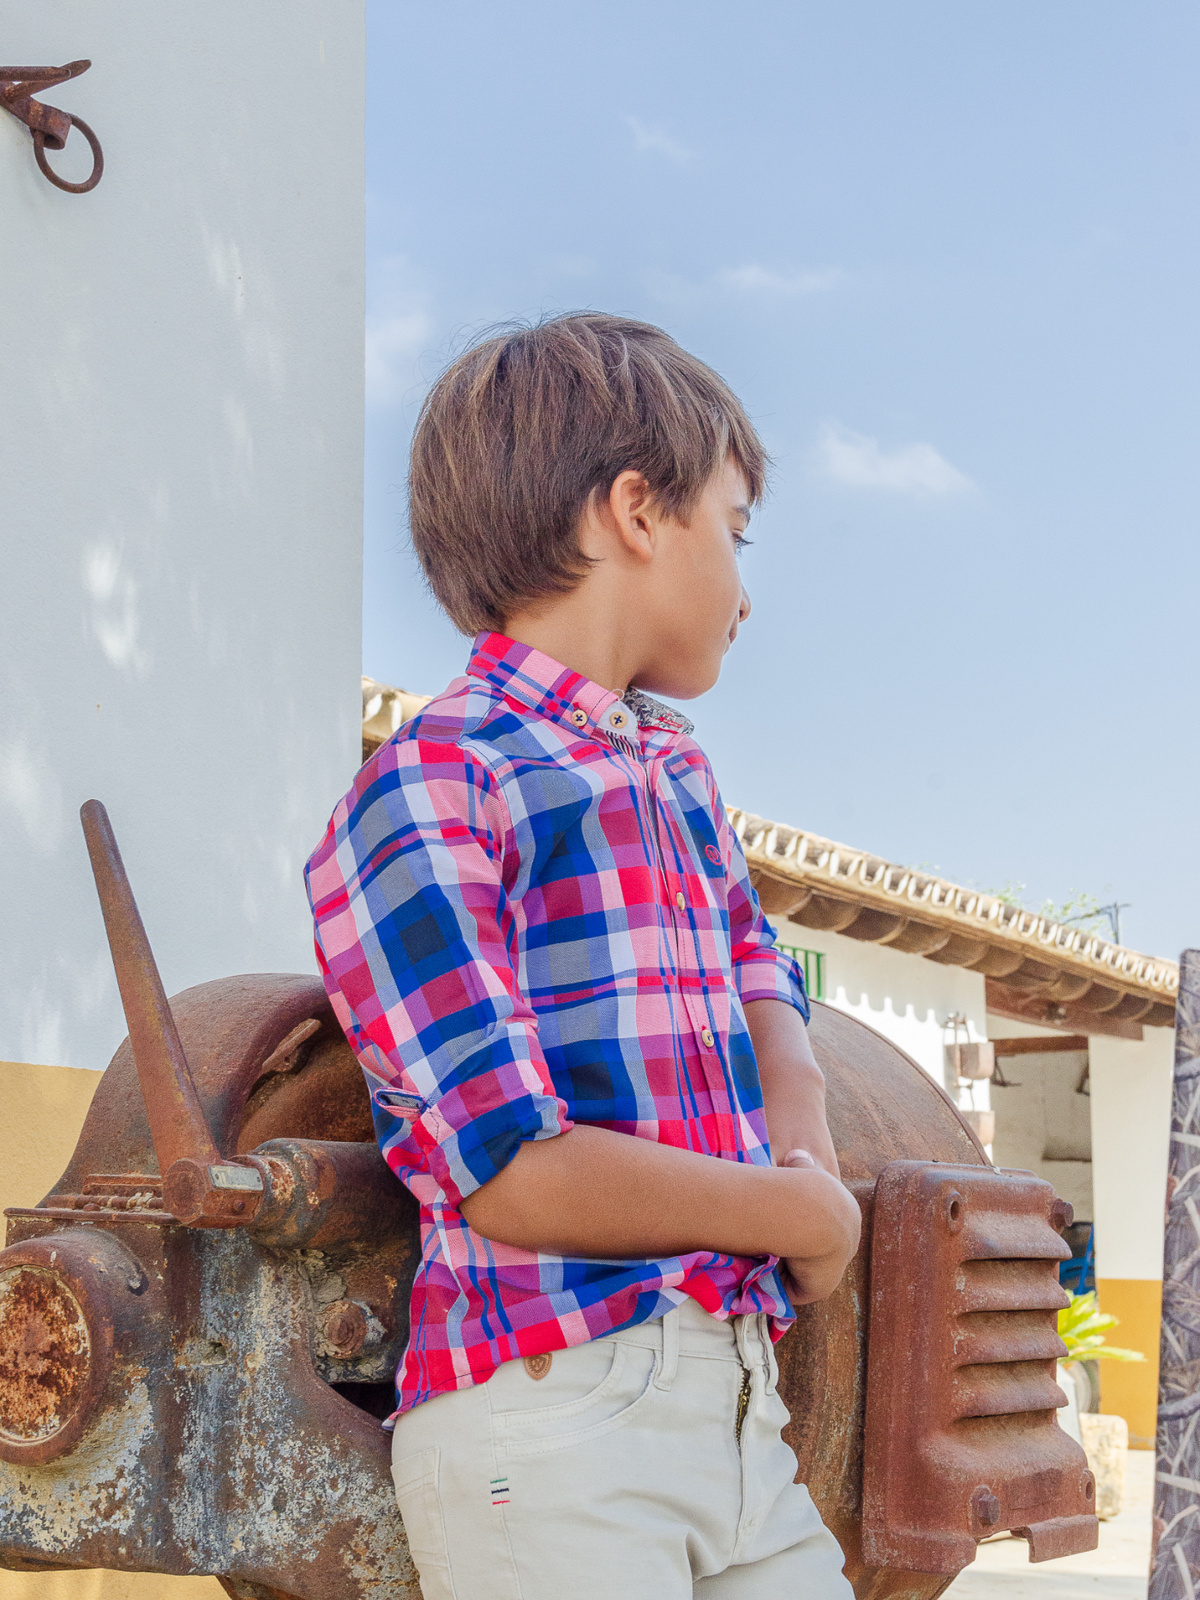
[305,732,571,1208]
[716,801,810,1024]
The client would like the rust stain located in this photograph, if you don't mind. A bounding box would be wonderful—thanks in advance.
[0,1268,90,1444]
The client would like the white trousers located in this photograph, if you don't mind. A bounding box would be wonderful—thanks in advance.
[390,1298,853,1599]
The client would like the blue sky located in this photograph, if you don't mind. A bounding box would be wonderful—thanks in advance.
[363,1,1198,961]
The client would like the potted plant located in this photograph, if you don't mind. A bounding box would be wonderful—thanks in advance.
[1058,1292,1145,1519]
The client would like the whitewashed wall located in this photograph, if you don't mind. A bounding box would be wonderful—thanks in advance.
[774,918,990,1120]
[1090,1029,1175,1281]
[0,1,365,1071]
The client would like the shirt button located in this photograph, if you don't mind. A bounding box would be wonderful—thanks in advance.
[608,709,628,729]
[675,892,686,911]
[701,1027,715,1049]
[569,709,588,727]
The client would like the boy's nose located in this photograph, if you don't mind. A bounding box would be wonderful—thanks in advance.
[738,587,752,623]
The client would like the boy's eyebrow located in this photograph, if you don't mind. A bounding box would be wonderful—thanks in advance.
[734,503,752,523]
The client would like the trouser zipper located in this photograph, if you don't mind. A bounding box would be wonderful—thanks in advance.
[735,1361,752,1446]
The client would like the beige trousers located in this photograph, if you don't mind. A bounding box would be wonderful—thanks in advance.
[390,1298,852,1599]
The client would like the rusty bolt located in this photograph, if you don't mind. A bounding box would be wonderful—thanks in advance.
[1051,1198,1074,1232]
[1082,1471,1095,1502]
[971,1486,1002,1529]
[945,1190,965,1233]
[318,1299,369,1359]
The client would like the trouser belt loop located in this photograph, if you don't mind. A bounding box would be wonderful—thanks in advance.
[760,1314,779,1393]
[655,1306,680,1390]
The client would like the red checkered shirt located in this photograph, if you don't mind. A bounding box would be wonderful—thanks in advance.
[305,632,807,1416]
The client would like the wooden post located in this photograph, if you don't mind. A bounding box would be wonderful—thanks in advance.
[1151,949,1200,1599]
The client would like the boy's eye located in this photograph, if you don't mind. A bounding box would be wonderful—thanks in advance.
[733,532,752,555]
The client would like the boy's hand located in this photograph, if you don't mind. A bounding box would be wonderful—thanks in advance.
[777,1147,862,1305]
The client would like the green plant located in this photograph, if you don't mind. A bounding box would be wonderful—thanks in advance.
[1040,891,1107,935]
[992,880,1027,908]
[1058,1292,1146,1363]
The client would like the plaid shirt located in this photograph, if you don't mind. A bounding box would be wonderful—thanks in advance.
[306,632,807,1416]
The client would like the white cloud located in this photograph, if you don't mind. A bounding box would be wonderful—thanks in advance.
[365,258,433,408]
[625,115,693,164]
[716,264,841,296]
[814,423,974,497]
[645,262,841,307]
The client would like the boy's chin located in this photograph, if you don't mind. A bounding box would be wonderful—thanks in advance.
[634,663,722,702]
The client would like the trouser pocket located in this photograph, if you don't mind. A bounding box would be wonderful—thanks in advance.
[392,1446,456,1600]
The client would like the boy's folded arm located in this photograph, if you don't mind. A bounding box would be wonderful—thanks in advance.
[714,794,838,1178]
[746,998,841,1180]
[459,1122,861,1276]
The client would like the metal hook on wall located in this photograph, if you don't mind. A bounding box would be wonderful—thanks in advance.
[0,60,103,194]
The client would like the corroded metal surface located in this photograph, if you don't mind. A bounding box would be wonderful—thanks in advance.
[862,1162,1096,1573]
[1150,948,1200,1599]
[0,965,420,1597]
[0,1269,91,1449]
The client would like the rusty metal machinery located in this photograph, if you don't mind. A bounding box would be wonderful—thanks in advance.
[0,803,1098,1598]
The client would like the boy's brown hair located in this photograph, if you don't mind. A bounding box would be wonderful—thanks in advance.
[408,312,768,635]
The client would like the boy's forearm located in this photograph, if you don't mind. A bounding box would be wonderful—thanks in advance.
[459,1122,859,1265]
[746,998,840,1178]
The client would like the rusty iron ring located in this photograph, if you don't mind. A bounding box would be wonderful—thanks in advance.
[32,111,102,194]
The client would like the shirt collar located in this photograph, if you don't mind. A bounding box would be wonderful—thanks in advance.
[467,632,693,740]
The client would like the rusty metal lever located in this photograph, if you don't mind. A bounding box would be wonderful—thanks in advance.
[80,800,262,1226]
[0,60,103,193]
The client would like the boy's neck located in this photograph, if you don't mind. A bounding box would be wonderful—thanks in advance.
[503,586,642,698]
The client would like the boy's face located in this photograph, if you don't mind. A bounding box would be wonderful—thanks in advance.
[633,456,753,701]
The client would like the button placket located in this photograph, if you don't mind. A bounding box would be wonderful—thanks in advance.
[646,759,727,1077]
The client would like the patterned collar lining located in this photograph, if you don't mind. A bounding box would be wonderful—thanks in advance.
[621,687,694,738]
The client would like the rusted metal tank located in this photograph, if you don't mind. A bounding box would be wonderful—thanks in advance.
[0,805,1098,1598]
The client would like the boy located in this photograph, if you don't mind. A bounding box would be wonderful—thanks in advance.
[306,313,861,1599]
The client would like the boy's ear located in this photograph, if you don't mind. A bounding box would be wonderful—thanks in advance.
[605,470,657,564]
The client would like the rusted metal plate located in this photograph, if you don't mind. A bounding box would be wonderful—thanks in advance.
[861,1160,1097,1574]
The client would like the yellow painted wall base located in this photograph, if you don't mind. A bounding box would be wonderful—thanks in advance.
[1095,1276,1163,1449]
[0,1060,105,1218]
[0,1062,226,1600]
[0,1572,225,1600]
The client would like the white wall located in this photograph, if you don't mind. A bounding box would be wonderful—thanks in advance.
[0,2,365,1071]
[775,919,990,1109]
[1090,1028,1175,1281]
[987,1047,1094,1220]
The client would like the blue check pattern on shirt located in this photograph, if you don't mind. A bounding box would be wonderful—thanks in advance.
[306,633,808,1414]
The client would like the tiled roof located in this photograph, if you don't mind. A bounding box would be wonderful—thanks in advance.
[732,810,1177,1034]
